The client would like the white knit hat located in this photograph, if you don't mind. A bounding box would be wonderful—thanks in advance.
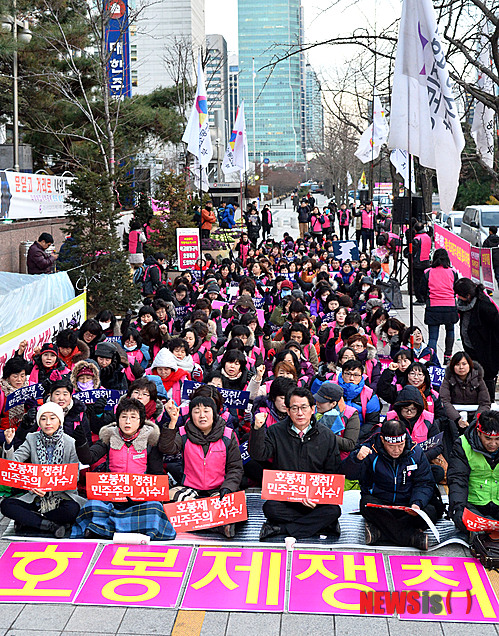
[36,402,64,426]
[150,348,178,372]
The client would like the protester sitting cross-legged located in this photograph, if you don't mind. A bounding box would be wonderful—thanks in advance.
[249,386,342,541]
[1,403,84,537]
[344,418,443,550]
[71,398,175,540]
[158,395,243,538]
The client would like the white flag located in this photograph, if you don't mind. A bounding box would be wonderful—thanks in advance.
[182,53,213,168]
[387,0,464,213]
[355,93,388,163]
[390,149,416,193]
[191,159,210,192]
[472,21,494,169]
[222,101,249,176]
[347,171,353,186]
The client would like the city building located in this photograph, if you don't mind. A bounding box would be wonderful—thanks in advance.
[130,0,205,95]
[238,0,304,163]
[305,63,324,152]
[205,34,229,131]
[228,55,239,127]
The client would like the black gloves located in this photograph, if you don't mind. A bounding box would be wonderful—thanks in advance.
[219,488,231,500]
[72,425,88,448]
[93,397,107,416]
[132,360,144,379]
[263,323,273,337]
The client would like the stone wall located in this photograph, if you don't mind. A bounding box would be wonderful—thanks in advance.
[0,217,67,273]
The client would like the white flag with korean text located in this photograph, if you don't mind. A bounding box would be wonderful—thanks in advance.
[471,21,494,169]
[390,149,416,193]
[182,53,213,168]
[355,93,389,163]
[222,101,249,176]
[387,0,465,213]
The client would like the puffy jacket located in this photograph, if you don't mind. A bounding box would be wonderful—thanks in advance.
[159,416,243,493]
[26,241,56,274]
[337,373,381,442]
[483,233,499,268]
[249,415,341,475]
[27,355,70,387]
[343,433,435,508]
[439,362,491,423]
[201,207,217,230]
[298,204,310,223]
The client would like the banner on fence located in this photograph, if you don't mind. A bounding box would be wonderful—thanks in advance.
[481,247,495,291]
[262,470,344,505]
[164,491,247,532]
[434,225,471,278]
[86,473,170,502]
[471,246,481,283]
[0,459,78,491]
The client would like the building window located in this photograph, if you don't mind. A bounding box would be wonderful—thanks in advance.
[131,70,138,87]
[130,45,137,62]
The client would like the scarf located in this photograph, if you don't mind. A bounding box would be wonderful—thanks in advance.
[0,378,27,429]
[119,426,142,446]
[222,368,243,381]
[154,368,187,392]
[415,382,429,411]
[36,427,65,513]
[145,400,157,420]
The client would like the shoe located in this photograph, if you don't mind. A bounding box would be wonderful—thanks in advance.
[444,355,452,366]
[414,300,425,306]
[40,519,66,538]
[323,521,341,537]
[259,522,282,541]
[223,524,236,539]
[364,521,381,545]
[410,530,429,551]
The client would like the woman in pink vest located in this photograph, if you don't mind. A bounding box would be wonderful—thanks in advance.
[338,204,350,241]
[127,219,146,266]
[71,397,175,540]
[20,342,70,387]
[159,395,243,538]
[420,248,458,365]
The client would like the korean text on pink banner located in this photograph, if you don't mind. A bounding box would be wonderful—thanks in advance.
[470,246,481,283]
[481,247,495,291]
[0,458,78,491]
[389,555,499,622]
[164,491,248,532]
[0,542,97,603]
[86,473,170,502]
[74,545,193,608]
[434,225,471,278]
[177,228,200,270]
[262,469,345,505]
[181,547,286,612]
[289,551,388,614]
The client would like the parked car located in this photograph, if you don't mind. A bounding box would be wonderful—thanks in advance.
[460,205,499,246]
[441,211,464,232]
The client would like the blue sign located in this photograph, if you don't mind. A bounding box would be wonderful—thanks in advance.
[332,240,360,262]
[418,432,444,453]
[105,336,122,344]
[429,366,445,388]
[181,380,250,409]
[253,297,265,309]
[175,305,190,319]
[105,0,131,98]
[74,389,125,410]
[321,312,336,323]
[5,383,45,411]
[239,440,251,464]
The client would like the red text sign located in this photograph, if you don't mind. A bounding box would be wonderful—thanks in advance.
[86,473,170,502]
[462,507,499,532]
[261,470,344,504]
[0,459,78,491]
[164,491,248,532]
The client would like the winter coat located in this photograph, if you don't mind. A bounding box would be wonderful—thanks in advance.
[27,355,70,388]
[457,292,499,378]
[159,416,243,493]
[316,405,360,458]
[338,374,381,441]
[447,422,499,532]
[375,367,407,405]
[298,204,310,223]
[201,207,217,230]
[421,266,459,326]
[249,415,342,475]
[76,420,164,475]
[439,362,491,423]
[343,433,435,509]
[59,339,90,371]
[483,234,499,268]
[142,256,165,295]
[26,241,56,274]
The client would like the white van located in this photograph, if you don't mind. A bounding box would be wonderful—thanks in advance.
[460,205,499,246]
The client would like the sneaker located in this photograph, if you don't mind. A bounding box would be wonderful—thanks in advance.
[223,524,236,539]
[259,522,282,541]
[364,521,381,545]
[444,355,452,365]
[410,530,429,551]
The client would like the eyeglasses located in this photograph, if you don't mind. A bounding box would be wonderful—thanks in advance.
[289,405,312,413]
[121,413,140,421]
[343,372,362,379]
[408,370,424,377]
[131,390,150,398]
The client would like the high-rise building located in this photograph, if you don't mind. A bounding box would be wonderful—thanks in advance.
[205,35,229,131]
[305,63,324,151]
[228,55,239,127]
[130,0,205,95]
[238,0,304,163]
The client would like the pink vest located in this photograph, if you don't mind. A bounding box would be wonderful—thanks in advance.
[128,230,141,254]
[125,349,144,382]
[108,443,148,474]
[339,209,350,226]
[311,215,322,233]
[415,233,432,261]
[339,404,358,460]
[180,425,232,491]
[29,365,70,385]
[426,266,456,307]
[386,409,434,444]
[362,210,374,229]
[322,214,331,229]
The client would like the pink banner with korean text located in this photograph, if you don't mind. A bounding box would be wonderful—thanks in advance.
[481,247,495,291]
[289,551,388,615]
[74,544,193,608]
[471,246,481,283]
[181,547,286,612]
[434,225,471,278]
[0,542,97,603]
[389,555,499,622]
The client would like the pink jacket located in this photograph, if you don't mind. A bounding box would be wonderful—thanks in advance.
[179,425,233,491]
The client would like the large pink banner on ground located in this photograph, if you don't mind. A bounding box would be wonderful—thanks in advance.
[434,225,471,278]
[74,544,193,608]
[289,551,388,614]
[389,555,499,622]
[181,547,286,612]
[0,542,97,603]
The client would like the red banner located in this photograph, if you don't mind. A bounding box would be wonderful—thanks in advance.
[471,246,481,283]
[462,507,499,532]
[86,472,170,502]
[0,458,78,491]
[163,491,248,532]
[261,470,344,504]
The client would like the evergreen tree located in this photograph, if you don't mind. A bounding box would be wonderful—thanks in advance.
[60,169,140,312]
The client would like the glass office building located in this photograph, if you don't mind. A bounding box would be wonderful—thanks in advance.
[238,0,304,162]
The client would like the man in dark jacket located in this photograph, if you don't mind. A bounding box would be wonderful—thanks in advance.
[26,232,57,274]
[142,253,166,297]
[447,410,499,533]
[249,386,342,540]
[483,226,499,284]
[344,418,440,550]
[297,200,310,239]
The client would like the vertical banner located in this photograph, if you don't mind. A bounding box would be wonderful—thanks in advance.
[481,247,495,292]
[176,228,201,270]
[181,547,286,612]
[0,542,97,603]
[105,0,131,98]
[74,545,193,608]
[470,246,481,284]
[289,551,388,614]
[389,555,499,622]
[434,225,471,278]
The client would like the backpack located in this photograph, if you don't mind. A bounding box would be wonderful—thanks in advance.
[470,533,499,570]
[132,264,146,288]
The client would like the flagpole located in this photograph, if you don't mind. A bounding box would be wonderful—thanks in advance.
[199,163,204,268]
[408,152,414,329]
[252,57,256,164]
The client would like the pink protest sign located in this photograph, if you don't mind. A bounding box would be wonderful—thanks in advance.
[181,547,286,612]
[434,225,471,278]
[389,555,499,622]
[0,542,97,603]
[481,247,495,291]
[471,246,481,283]
[289,550,388,614]
[177,228,200,270]
[74,544,193,608]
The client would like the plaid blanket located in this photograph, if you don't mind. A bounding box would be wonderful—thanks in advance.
[70,500,176,540]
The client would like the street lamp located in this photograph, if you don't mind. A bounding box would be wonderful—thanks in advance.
[1,4,32,173]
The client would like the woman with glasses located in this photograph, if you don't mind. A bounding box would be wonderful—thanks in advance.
[338,359,381,442]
